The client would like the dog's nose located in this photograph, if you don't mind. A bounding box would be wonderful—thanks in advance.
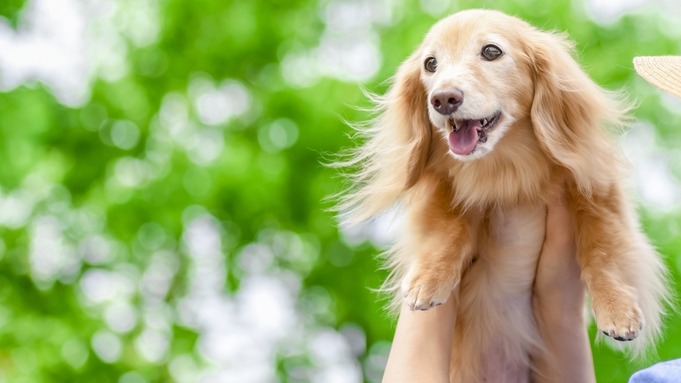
[430,88,464,115]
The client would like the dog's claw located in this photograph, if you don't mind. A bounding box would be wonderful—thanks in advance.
[602,329,638,342]
[614,335,633,342]
[598,305,643,342]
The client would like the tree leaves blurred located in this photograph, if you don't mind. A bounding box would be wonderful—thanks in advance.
[0,0,680,382]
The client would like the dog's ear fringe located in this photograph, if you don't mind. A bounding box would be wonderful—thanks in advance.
[329,49,432,225]
[526,30,634,197]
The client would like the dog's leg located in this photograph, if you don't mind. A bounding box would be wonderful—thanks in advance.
[400,173,477,311]
[571,184,643,341]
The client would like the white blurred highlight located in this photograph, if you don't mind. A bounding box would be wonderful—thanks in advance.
[29,215,80,285]
[280,0,397,86]
[176,213,363,382]
[91,330,123,363]
[0,0,159,106]
[621,122,681,211]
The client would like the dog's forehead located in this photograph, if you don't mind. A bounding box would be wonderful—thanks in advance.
[431,8,526,32]
[422,10,524,56]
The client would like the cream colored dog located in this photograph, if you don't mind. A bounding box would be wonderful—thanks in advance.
[339,9,669,382]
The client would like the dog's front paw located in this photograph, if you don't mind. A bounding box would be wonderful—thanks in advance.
[595,302,643,342]
[401,266,459,311]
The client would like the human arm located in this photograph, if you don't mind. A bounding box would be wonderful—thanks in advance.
[531,194,596,383]
[382,295,456,383]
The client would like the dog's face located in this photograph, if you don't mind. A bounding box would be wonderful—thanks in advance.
[419,10,534,161]
[342,9,627,212]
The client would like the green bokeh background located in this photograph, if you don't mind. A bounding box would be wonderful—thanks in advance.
[0,0,680,382]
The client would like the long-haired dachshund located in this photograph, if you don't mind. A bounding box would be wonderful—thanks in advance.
[338,9,669,382]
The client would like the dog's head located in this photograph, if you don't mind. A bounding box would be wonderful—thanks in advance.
[340,10,628,220]
[418,10,534,161]
[382,9,628,192]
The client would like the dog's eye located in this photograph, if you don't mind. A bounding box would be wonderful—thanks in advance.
[424,57,438,73]
[481,44,503,61]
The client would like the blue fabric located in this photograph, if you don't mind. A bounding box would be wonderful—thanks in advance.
[629,359,681,382]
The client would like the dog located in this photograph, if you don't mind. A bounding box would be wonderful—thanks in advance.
[337,9,669,382]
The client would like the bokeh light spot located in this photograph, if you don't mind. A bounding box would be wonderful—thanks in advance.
[91,330,123,363]
[111,120,141,150]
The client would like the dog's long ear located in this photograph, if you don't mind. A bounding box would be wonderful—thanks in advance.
[384,51,433,188]
[525,31,630,194]
[337,50,433,222]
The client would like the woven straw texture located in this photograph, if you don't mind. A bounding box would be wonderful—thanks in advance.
[634,56,681,98]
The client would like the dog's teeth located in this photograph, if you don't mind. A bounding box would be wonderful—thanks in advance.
[482,118,488,127]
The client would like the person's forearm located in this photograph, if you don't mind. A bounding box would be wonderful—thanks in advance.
[382,295,456,383]
[532,298,596,383]
[531,192,596,383]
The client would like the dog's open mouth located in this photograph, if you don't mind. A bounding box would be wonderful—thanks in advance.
[447,111,502,155]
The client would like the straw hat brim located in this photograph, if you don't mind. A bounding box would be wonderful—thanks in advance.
[633,56,681,98]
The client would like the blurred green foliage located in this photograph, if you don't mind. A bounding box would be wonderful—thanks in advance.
[0,0,680,382]
[0,0,25,27]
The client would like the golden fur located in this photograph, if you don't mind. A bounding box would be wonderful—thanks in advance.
[337,9,670,382]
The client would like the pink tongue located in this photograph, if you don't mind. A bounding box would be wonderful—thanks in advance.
[448,120,481,155]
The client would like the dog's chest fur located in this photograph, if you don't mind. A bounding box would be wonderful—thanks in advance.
[453,203,547,382]
[442,122,556,208]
